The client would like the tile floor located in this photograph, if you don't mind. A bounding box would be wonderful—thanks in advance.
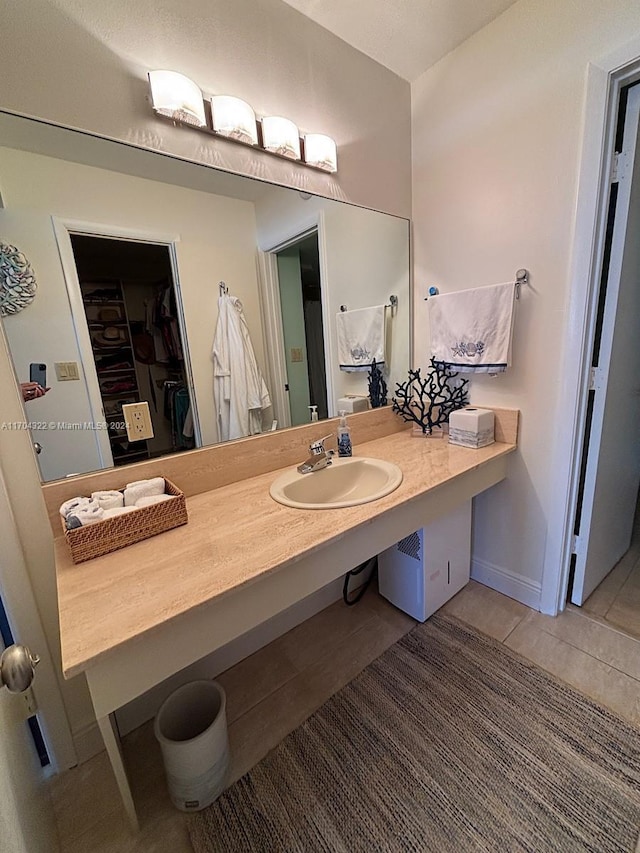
[48,578,640,851]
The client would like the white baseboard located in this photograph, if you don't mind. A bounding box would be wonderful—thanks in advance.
[72,719,108,766]
[471,557,542,611]
[72,576,350,760]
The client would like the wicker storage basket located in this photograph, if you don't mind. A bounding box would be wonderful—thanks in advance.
[62,479,188,564]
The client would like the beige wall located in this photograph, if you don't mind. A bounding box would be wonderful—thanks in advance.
[411,0,640,606]
[0,0,411,218]
[0,1,411,756]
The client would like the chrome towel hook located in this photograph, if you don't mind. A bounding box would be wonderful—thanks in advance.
[515,269,529,300]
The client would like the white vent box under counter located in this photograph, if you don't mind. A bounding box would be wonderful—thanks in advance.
[337,395,369,414]
[449,407,495,448]
[377,501,471,622]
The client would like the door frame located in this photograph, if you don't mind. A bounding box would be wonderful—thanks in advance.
[52,217,203,455]
[256,249,292,430]
[0,336,76,771]
[541,36,640,615]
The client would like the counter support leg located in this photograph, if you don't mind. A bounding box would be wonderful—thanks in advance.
[97,713,139,832]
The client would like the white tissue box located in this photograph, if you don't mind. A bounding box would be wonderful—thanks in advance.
[337,395,369,414]
[448,407,495,448]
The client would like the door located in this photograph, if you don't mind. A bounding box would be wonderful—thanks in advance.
[571,84,640,604]
[275,233,327,427]
[0,638,59,853]
[0,436,65,849]
[277,247,311,425]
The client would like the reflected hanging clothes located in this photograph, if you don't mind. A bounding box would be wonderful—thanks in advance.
[212,293,271,441]
[163,381,195,449]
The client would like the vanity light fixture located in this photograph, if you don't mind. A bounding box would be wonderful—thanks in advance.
[260,116,301,160]
[211,95,258,146]
[147,70,337,171]
[303,133,338,173]
[148,70,207,128]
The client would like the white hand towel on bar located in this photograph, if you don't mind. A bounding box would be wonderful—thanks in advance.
[428,282,515,373]
[336,305,386,372]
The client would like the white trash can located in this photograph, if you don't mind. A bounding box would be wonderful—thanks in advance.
[154,679,230,812]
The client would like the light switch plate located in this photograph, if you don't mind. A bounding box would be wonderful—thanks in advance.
[122,402,154,441]
[55,361,80,381]
[290,347,303,363]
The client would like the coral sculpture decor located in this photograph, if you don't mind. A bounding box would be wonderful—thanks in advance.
[392,358,469,435]
[367,359,388,408]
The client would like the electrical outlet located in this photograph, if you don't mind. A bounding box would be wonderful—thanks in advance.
[122,402,154,441]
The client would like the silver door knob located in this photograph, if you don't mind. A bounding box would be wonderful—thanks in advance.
[33,442,42,455]
[0,645,40,693]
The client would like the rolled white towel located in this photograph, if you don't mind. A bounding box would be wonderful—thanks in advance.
[66,504,105,529]
[103,506,139,518]
[91,490,124,510]
[135,494,176,508]
[124,477,166,507]
[59,496,95,518]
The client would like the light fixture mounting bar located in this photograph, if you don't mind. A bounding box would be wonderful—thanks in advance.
[148,70,337,173]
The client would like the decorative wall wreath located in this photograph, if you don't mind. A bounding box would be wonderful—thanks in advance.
[0,242,37,316]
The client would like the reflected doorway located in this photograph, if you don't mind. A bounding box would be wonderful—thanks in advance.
[69,234,197,466]
[275,232,328,427]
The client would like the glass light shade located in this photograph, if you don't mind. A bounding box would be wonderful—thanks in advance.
[211,96,258,146]
[304,133,338,173]
[148,70,206,128]
[261,116,301,160]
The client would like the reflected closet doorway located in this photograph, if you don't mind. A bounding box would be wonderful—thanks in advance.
[55,222,201,471]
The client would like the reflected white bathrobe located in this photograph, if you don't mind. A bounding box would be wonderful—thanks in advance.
[212,294,271,441]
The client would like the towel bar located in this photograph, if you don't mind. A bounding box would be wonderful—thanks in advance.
[340,295,398,317]
[424,270,529,300]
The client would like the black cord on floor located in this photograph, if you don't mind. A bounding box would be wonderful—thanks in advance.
[343,555,378,606]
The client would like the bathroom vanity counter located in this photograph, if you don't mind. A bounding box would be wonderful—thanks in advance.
[54,419,517,829]
[56,429,516,680]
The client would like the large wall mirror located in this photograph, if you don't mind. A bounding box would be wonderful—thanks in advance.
[0,111,410,483]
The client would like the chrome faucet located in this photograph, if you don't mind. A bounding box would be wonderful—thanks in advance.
[297,434,335,474]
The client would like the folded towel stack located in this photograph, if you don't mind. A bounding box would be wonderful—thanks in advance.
[103,506,139,518]
[59,496,96,518]
[60,478,171,529]
[135,494,175,508]
[91,490,124,510]
[124,477,166,507]
[65,503,105,529]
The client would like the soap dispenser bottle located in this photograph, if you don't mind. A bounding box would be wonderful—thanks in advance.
[337,411,352,457]
[308,405,319,422]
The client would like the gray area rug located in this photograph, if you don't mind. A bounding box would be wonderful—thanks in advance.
[188,614,640,852]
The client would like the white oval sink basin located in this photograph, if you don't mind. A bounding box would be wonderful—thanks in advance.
[269,457,403,509]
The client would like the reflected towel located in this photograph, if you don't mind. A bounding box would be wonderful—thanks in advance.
[428,282,515,374]
[336,306,386,372]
